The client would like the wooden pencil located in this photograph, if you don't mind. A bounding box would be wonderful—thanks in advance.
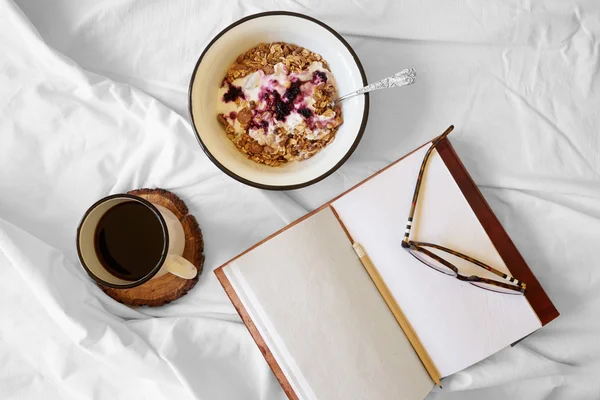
[352,243,442,388]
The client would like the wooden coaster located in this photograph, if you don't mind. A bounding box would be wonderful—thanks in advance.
[99,188,204,307]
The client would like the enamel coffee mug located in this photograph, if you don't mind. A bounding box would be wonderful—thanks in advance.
[76,194,197,289]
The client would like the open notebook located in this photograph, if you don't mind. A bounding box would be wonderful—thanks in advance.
[215,135,559,400]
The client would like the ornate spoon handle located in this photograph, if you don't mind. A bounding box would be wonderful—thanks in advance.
[334,68,416,105]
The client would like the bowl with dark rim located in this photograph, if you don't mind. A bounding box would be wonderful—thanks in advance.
[189,11,369,190]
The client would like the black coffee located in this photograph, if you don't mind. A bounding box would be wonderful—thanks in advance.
[94,201,165,281]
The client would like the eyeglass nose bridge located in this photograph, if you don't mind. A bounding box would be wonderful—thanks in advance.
[406,242,460,275]
[456,274,480,282]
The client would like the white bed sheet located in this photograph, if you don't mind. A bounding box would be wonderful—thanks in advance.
[1,0,599,399]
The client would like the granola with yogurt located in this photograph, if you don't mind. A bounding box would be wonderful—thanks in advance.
[217,42,343,166]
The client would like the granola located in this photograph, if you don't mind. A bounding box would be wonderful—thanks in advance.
[217,42,343,166]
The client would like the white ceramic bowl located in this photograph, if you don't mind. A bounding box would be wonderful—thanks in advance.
[189,11,369,190]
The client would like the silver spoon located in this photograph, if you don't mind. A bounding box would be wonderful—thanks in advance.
[333,68,416,106]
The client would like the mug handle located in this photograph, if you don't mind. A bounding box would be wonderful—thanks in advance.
[164,254,197,279]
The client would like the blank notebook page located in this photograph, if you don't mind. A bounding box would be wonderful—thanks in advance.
[331,144,541,377]
[223,207,433,400]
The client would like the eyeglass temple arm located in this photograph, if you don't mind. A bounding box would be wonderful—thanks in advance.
[466,254,527,289]
[402,125,454,247]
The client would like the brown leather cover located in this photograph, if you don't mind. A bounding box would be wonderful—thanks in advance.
[435,139,559,325]
[214,138,559,399]
[214,268,299,400]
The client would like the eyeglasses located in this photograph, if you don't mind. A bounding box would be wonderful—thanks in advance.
[401,126,527,295]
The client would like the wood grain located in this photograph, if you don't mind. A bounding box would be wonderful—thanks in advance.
[99,188,204,307]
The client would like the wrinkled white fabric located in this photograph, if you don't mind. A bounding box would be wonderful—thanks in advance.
[0,0,598,399]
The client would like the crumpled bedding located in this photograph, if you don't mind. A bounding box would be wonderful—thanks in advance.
[1,0,599,399]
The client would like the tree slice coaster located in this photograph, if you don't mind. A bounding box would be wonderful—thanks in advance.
[99,188,204,307]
